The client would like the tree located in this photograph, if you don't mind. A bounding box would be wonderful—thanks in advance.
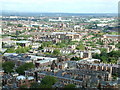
[115,43,120,49]
[100,51,107,57]
[61,39,71,45]
[64,84,76,88]
[70,57,82,61]
[16,30,20,36]
[16,47,26,53]
[38,45,44,50]
[96,40,104,45]
[99,48,107,53]
[16,62,35,75]
[76,44,85,50]
[19,85,27,89]
[42,41,53,47]
[92,53,100,59]
[23,62,35,69]
[30,76,57,88]
[69,41,78,45]
[108,57,117,64]
[52,49,60,56]
[41,76,57,85]
[2,61,15,73]
[56,43,66,48]
[15,46,31,54]
[30,82,40,88]
[100,56,108,63]
[7,22,13,26]
[109,50,120,58]
[17,24,23,27]
[92,50,120,64]
[6,48,15,53]
[39,84,51,88]
[85,24,93,29]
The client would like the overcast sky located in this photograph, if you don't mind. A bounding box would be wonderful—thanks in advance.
[1,0,119,13]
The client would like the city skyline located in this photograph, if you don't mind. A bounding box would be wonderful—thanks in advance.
[1,0,119,13]
[1,1,120,89]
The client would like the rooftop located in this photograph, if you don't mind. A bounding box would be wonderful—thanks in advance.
[16,41,31,43]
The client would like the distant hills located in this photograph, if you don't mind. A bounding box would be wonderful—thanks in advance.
[1,11,118,17]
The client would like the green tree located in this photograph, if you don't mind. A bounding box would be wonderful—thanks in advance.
[85,24,93,29]
[92,50,120,64]
[15,46,31,54]
[56,42,66,48]
[24,46,31,51]
[19,85,27,89]
[38,45,44,50]
[16,48,26,53]
[40,76,58,86]
[96,40,104,45]
[100,51,107,58]
[7,22,13,26]
[92,53,100,59]
[30,82,40,88]
[99,48,107,53]
[39,84,51,88]
[16,62,35,75]
[6,48,15,53]
[108,57,117,64]
[23,62,35,69]
[17,24,23,27]
[109,50,120,58]
[70,57,82,61]
[30,76,57,88]
[16,30,20,36]
[42,41,53,47]
[64,84,76,88]
[76,44,85,50]
[2,61,15,73]
[52,49,60,56]
[16,65,25,75]
[69,41,78,45]
[100,56,108,63]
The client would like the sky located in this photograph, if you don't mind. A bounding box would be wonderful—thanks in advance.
[1,0,119,13]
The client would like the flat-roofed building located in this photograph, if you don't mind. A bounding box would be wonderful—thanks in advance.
[16,41,31,47]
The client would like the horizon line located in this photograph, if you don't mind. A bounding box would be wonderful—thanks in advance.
[1,10,118,14]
